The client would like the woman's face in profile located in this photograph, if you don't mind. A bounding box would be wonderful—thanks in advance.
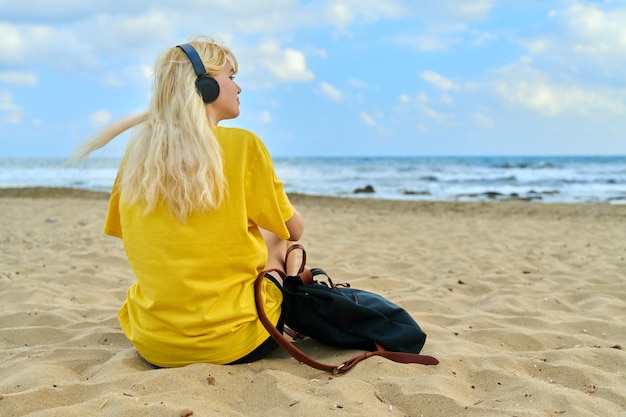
[208,61,242,123]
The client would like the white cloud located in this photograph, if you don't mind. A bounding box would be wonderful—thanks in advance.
[89,109,111,127]
[423,106,455,124]
[101,72,123,89]
[77,10,176,57]
[0,0,498,72]
[0,9,174,74]
[100,64,153,89]
[0,91,22,123]
[494,62,626,116]
[379,0,494,22]
[0,0,492,90]
[319,81,343,102]
[327,2,354,29]
[406,91,456,125]
[255,39,314,82]
[360,112,376,126]
[440,93,455,105]
[276,48,314,81]
[521,3,626,79]
[392,32,459,52]
[259,110,272,123]
[324,0,409,30]
[496,79,626,116]
[396,91,456,126]
[520,38,552,54]
[0,23,23,63]
[473,112,494,128]
[0,1,113,20]
[0,71,38,86]
[563,2,626,54]
[386,0,497,52]
[0,22,97,70]
[455,0,494,20]
[471,30,498,46]
[420,71,459,90]
[347,78,369,89]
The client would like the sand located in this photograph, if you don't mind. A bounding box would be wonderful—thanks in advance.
[1,187,624,417]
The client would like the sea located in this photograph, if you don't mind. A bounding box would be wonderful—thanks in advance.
[1,155,625,204]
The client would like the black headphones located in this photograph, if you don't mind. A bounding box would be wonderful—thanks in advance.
[177,43,220,103]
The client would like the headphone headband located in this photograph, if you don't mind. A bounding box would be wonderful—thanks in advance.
[177,43,206,77]
[176,42,220,103]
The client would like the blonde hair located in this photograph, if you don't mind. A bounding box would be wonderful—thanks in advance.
[73,37,238,223]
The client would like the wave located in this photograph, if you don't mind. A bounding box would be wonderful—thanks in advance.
[2,156,626,204]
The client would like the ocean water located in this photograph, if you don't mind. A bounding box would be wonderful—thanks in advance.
[1,156,625,204]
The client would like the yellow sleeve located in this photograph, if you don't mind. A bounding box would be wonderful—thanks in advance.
[103,175,123,239]
[244,138,294,240]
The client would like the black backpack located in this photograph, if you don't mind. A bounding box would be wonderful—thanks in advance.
[255,246,438,374]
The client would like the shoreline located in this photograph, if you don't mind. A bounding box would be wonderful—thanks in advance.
[2,186,624,219]
[2,153,626,204]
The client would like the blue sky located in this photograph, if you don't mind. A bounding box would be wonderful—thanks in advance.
[1,0,625,158]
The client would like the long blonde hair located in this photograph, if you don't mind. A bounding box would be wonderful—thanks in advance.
[73,37,238,223]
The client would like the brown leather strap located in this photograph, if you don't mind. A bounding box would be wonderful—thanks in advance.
[254,271,439,374]
[333,350,440,373]
[285,244,315,285]
[255,270,337,373]
[285,243,307,274]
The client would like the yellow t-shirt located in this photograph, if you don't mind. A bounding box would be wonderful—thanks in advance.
[104,127,294,367]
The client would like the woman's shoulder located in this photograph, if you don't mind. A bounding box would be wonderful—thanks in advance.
[215,126,268,154]
[214,126,260,141]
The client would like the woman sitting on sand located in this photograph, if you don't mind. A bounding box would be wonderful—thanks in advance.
[73,37,303,367]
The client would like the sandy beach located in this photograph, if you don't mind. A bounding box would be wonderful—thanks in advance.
[1,187,624,417]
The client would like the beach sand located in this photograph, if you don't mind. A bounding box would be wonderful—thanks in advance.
[1,187,624,417]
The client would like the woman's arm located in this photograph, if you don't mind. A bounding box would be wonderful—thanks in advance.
[285,209,304,241]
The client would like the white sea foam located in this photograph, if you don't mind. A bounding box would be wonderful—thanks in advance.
[1,156,625,203]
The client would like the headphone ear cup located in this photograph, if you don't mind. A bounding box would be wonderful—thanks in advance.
[195,75,220,103]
